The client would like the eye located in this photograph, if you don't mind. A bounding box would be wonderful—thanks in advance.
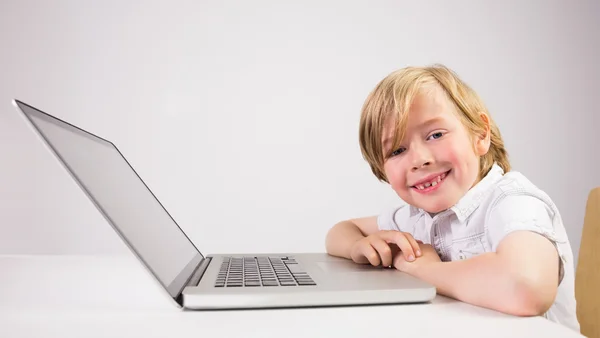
[390,147,406,157]
[427,131,444,140]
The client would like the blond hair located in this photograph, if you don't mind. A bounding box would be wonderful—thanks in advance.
[359,64,510,183]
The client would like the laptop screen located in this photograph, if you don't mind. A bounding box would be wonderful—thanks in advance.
[15,100,203,299]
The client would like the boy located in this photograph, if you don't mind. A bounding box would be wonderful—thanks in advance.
[325,64,579,332]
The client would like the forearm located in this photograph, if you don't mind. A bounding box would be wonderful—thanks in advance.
[413,253,548,316]
[325,221,365,259]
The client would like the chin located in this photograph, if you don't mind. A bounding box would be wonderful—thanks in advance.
[415,200,453,214]
[424,205,449,214]
[399,191,454,213]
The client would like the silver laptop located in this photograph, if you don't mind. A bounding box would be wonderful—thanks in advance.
[13,99,436,310]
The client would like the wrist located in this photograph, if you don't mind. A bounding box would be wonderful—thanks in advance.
[409,260,443,279]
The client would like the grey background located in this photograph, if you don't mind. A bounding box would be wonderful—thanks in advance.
[1,0,598,266]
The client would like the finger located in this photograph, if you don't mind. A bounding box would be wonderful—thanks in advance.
[350,248,369,265]
[389,242,401,258]
[370,237,393,267]
[381,231,415,262]
[405,233,422,257]
[361,243,382,266]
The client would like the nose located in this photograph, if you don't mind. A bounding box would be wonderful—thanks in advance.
[410,143,432,171]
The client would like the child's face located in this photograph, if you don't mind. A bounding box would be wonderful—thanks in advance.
[381,88,489,214]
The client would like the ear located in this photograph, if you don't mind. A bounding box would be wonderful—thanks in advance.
[475,112,491,156]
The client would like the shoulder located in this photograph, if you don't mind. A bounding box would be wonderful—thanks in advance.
[480,170,575,296]
[480,170,565,248]
[483,170,558,219]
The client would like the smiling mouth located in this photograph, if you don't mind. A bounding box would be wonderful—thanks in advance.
[411,170,451,191]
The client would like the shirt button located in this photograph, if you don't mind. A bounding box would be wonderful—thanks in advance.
[459,251,466,260]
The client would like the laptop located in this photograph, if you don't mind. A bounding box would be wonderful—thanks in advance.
[12,99,436,310]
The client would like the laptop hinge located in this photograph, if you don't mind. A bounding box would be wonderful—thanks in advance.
[175,257,211,306]
[186,257,211,288]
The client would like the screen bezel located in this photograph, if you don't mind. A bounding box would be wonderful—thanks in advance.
[13,99,205,302]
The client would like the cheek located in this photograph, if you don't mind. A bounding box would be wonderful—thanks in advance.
[446,148,464,167]
[437,137,468,163]
[443,139,479,178]
[383,160,408,189]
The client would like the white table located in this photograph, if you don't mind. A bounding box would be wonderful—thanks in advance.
[0,255,583,338]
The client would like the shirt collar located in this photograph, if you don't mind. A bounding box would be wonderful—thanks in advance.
[450,163,505,223]
[409,163,505,222]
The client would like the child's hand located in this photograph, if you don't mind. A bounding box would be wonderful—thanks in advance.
[393,243,441,274]
[349,230,421,267]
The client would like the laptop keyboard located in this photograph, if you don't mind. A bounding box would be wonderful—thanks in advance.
[214,256,316,287]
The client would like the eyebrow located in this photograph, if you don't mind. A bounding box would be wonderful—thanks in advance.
[418,116,446,130]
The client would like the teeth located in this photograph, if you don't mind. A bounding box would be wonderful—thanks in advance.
[414,172,448,190]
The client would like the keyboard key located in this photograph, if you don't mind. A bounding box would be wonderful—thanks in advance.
[286,264,305,274]
[298,281,316,286]
[214,256,316,288]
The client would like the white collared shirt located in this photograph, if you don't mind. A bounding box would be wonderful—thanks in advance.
[377,163,580,332]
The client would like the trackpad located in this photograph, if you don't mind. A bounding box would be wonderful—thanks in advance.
[317,261,389,273]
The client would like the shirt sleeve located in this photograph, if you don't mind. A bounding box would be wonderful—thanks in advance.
[485,194,566,284]
[376,203,414,233]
